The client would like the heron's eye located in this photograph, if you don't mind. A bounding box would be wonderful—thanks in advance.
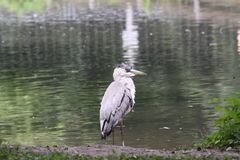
[116,64,124,68]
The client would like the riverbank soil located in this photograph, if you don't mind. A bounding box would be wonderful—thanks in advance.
[9,144,239,159]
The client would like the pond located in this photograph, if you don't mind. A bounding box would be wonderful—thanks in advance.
[0,0,240,149]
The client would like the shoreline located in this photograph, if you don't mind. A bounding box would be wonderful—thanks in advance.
[4,144,239,159]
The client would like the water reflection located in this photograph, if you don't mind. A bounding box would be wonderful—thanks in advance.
[0,0,239,149]
[237,30,240,54]
[89,0,95,10]
[193,0,201,21]
[0,1,45,14]
[122,2,139,66]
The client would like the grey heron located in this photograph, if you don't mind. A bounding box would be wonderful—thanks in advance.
[99,63,146,146]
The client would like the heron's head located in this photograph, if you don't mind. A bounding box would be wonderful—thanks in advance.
[113,63,146,80]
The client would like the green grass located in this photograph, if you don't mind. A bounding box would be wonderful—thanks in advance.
[202,92,240,149]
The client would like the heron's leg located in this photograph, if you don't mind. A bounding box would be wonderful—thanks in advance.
[112,128,115,145]
[120,121,125,147]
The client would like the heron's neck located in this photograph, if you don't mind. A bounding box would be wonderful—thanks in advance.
[115,76,136,103]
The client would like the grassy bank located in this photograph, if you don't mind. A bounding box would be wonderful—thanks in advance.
[0,148,216,160]
[0,147,228,160]
[0,144,239,160]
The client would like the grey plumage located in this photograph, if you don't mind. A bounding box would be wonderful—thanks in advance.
[99,63,146,144]
[100,81,134,138]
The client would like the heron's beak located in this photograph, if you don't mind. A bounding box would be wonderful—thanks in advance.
[129,69,147,76]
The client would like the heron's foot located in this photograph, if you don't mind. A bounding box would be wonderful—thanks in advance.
[122,141,125,147]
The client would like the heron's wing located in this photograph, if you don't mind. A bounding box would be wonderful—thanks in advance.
[99,81,133,138]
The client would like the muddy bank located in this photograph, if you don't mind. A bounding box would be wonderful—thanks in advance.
[10,144,240,159]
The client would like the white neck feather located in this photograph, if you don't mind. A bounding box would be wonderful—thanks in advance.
[116,76,136,104]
